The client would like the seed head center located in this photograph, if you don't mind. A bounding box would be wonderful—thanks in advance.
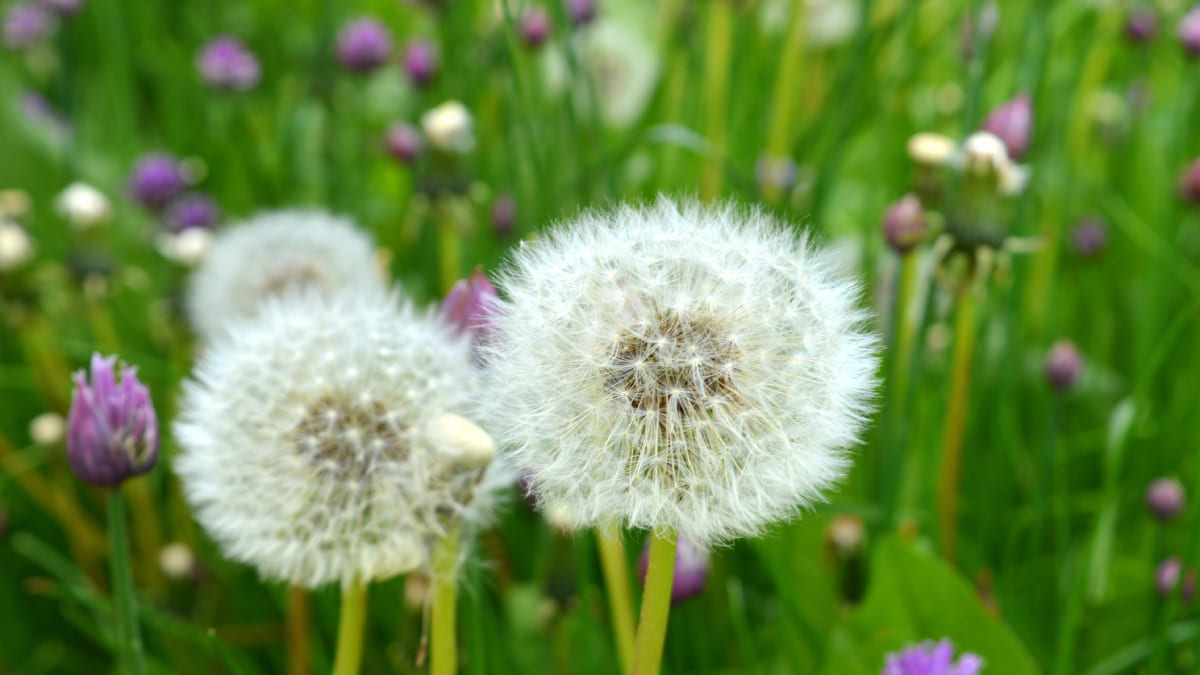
[291,393,409,482]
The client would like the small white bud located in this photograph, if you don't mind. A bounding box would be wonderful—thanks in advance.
[159,542,197,580]
[0,189,31,218]
[157,228,213,266]
[428,413,496,469]
[56,182,112,229]
[907,132,956,166]
[29,412,65,445]
[421,101,475,154]
[961,131,1009,176]
[0,220,34,270]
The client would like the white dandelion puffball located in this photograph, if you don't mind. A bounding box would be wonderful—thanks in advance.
[186,209,384,341]
[484,199,878,546]
[173,289,504,589]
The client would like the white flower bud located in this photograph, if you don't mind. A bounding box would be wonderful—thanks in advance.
[56,182,112,229]
[159,542,197,580]
[157,228,213,267]
[421,101,475,153]
[427,413,496,469]
[907,132,956,166]
[29,412,65,445]
[0,220,34,270]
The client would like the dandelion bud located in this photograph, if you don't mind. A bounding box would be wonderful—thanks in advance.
[566,0,596,27]
[129,153,187,211]
[2,3,53,50]
[56,182,111,229]
[1180,7,1200,57]
[421,100,474,154]
[1070,217,1107,257]
[427,413,496,469]
[491,194,517,236]
[336,18,393,73]
[66,353,159,487]
[0,220,34,271]
[1125,7,1159,44]
[196,36,261,92]
[637,533,709,604]
[520,8,552,48]
[827,514,866,560]
[980,93,1032,161]
[1043,340,1082,392]
[443,267,499,356]
[884,639,984,675]
[1178,157,1200,204]
[907,133,956,167]
[1146,477,1186,522]
[402,39,438,87]
[384,122,424,164]
[29,412,65,445]
[881,194,927,254]
[164,193,220,232]
[159,542,197,581]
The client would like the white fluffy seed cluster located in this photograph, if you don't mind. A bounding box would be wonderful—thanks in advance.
[186,210,384,341]
[483,199,878,546]
[174,289,505,589]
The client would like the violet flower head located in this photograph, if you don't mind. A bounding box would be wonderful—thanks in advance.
[520,8,553,48]
[1044,340,1083,392]
[1180,7,1200,57]
[1179,157,1200,204]
[39,0,83,18]
[384,122,423,164]
[3,3,53,50]
[336,17,393,73]
[66,353,159,487]
[490,194,516,236]
[165,193,220,232]
[882,194,928,254]
[566,0,596,27]
[402,38,438,86]
[755,155,799,197]
[1146,477,1186,522]
[1070,218,1107,257]
[883,639,984,675]
[443,267,500,357]
[1125,7,1158,43]
[637,533,710,604]
[1155,557,1196,601]
[197,36,261,91]
[980,93,1032,161]
[128,153,187,211]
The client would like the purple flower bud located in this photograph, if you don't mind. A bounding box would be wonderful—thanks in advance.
[1125,7,1159,43]
[883,639,984,675]
[520,8,552,48]
[443,267,500,357]
[1146,477,1186,522]
[1070,218,1107,257]
[980,93,1032,161]
[1044,340,1082,392]
[197,36,261,92]
[755,155,798,197]
[336,17,393,73]
[565,0,596,27]
[1180,7,1200,57]
[402,39,438,87]
[637,533,709,604]
[128,153,187,211]
[3,3,53,50]
[39,0,83,17]
[1179,158,1200,204]
[491,194,517,236]
[164,193,220,232]
[66,353,159,487]
[384,122,424,164]
[1155,556,1195,600]
[882,194,928,254]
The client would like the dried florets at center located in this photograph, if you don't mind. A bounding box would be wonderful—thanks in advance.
[259,259,331,297]
[290,393,409,482]
[604,312,742,423]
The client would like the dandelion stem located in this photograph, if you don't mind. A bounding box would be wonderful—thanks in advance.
[436,200,463,294]
[285,585,311,675]
[631,529,677,675]
[596,529,636,674]
[108,488,146,675]
[699,1,733,202]
[331,581,368,675]
[761,1,807,204]
[431,529,460,675]
[937,276,982,564]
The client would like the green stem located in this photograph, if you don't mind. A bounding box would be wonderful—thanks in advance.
[286,585,311,675]
[760,1,807,204]
[108,488,146,675]
[431,529,460,675]
[937,279,982,565]
[331,581,368,675]
[596,529,636,675]
[436,199,463,294]
[699,1,733,202]
[631,530,677,675]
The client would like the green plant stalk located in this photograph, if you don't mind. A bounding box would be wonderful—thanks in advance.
[331,581,368,675]
[436,200,463,294]
[936,281,981,565]
[699,1,733,202]
[109,488,146,675]
[286,585,311,675]
[596,529,636,675]
[760,1,807,204]
[431,529,460,675]
[881,252,921,522]
[631,529,677,675]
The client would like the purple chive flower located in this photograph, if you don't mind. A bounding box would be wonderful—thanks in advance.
[883,639,984,675]
[443,267,500,357]
[336,17,393,73]
[638,533,709,604]
[520,8,553,48]
[882,194,928,254]
[197,35,261,91]
[565,0,596,27]
[755,155,799,197]
[1180,7,1200,57]
[1146,478,1186,522]
[980,93,1032,161]
[1179,158,1200,204]
[384,122,424,164]
[1044,340,1083,392]
[1070,218,1107,257]
[164,193,220,232]
[38,0,83,18]
[491,194,517,236]
[1125,7,1158,43]
[402,38,438,86]
[1155,557,1196,601]
[3,3,53,50]
[128,153,186,211]
[66,353,159,487]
